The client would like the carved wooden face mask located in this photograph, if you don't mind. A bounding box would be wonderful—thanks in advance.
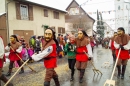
[44,29,53,42]
[117,30,123,36]
[114,33,117,37]
[10,37,15,43]
[78,31,83,39]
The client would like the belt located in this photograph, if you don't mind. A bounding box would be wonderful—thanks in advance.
[76,52,86,54]
[44,56,56,60]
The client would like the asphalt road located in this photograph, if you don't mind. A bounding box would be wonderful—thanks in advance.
[2,45,130,86]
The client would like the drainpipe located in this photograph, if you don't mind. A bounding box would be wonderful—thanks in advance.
[6,0,13,43]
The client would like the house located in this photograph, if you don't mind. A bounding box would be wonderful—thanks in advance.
[0,0,66,44]
[115,0,130,34]
[103,22,114,38]
[65,0,95,36]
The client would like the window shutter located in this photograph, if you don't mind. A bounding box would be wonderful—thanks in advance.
[57,12,59,19]
[15,2,21,20]
[29,5,33,21]
[44,9,48,17]
[53,11,55,19]
[58,27,61,33]
[62,28,65,34]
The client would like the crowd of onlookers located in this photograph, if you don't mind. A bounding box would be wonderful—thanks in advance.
[12,33,111,66]
[3,32,114,70]
[16,35,44,63]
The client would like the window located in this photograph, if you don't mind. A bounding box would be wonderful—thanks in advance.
[118,6,120,10]
[15,2,33,20]
[53,11,59,19]
[69,7,79,15]
[126,5,129,10]
[58,27,65,33]
[20,4,28,20]
[44,9,48,17]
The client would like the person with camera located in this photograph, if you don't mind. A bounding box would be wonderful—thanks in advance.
[65,34,76,81]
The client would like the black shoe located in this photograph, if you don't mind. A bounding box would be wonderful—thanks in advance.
[6,72,11,76]
[121,75,124,79]
[70,77,74,81]
[79,78,83,83]
[117,75,120,79]
[44,81,50,86]
[7,83,14,86]
[19,70,24,74]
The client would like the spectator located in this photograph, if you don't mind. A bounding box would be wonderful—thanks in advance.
[57,34,61,43]
[29,36,36,52]
[28,46,34,63]
[21,44,28,61]
[36,36,42,54]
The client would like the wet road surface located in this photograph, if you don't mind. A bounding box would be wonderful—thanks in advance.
[2,45,130,86]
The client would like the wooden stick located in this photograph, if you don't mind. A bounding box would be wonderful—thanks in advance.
[4,59,29,86]
[10,46,37,73]
[108,48,121,86]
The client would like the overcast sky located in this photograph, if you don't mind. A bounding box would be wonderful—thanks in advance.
[27,0,115,30]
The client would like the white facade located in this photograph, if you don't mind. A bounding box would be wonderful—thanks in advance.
[7,1,66,36]
[115,0,130,34]
[103,22,114,38]
[0,0,66,37]
[0,0,5,13]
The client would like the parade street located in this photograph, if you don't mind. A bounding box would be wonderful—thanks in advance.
[2,45,130,86]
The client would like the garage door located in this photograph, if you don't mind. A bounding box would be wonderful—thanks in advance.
[0,29,7,46]
[13,30,34,43]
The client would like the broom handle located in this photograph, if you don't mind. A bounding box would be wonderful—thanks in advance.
[110,48,121,80]
[4,59,29,86]
[10,46,36,72]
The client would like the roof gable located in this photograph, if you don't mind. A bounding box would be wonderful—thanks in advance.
[66,0,95,22]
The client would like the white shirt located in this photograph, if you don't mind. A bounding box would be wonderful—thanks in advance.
[0,37,4,59]
[32,46,53,61]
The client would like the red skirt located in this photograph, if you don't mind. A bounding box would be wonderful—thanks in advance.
[0,59,4,68]
[116,49,129,60]
[9,52,22,61]
[0,55,5,68]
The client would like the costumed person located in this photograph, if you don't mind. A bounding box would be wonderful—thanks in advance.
[0,36,13,86]
[75,30,93,83]
[36,36,42,54]
[114,27,130,79]
[21,44,28,62]
[5,35,24,76]
[29,36,36,52]
[90,36,95,52]
[65,34,76,81]
[109,32,118,64]
[32,28,60,86]
[27,46,34,63]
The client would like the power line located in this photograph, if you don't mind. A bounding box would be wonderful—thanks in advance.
[80,0,114,6]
